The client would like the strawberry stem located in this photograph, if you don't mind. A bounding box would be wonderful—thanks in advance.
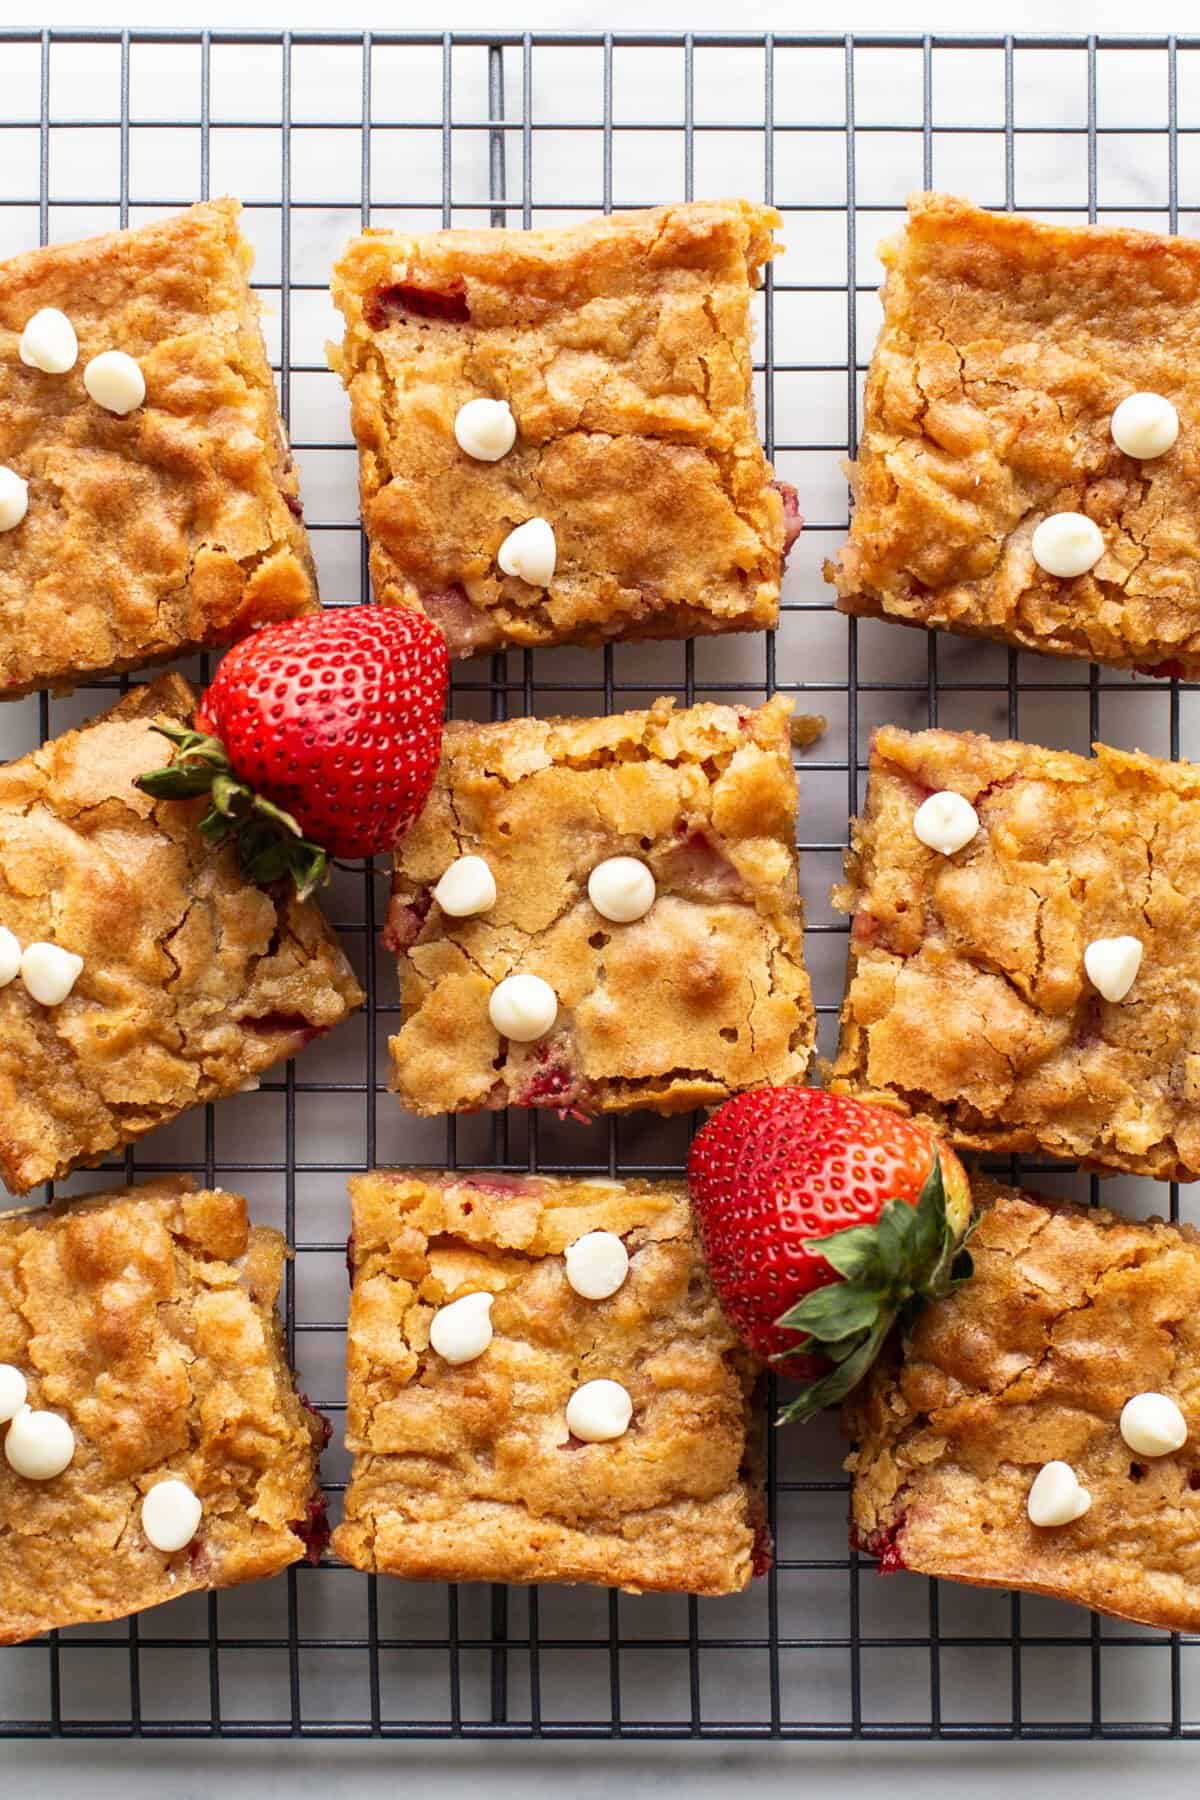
[136,720,330,902]
[772,1158,976,1426]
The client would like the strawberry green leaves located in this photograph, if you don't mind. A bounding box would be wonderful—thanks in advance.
[136,720,330,902]
[773,1157,975,1426]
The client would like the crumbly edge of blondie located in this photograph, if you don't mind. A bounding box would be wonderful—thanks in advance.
[214,199,319,625]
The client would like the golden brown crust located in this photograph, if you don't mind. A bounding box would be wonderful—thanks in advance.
[333,1169,762,1595]
[846,1179,1200,1634]
[387,694,814,1116]
[0,199,317,699]
[0,674,363,1195]
[331,201,786,655]
[828,192,1200,675]
[830,722,1200,1180]
[0,1178,322,1644]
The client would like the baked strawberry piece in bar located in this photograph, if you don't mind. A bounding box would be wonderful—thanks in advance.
[333,1168,766,1595]
[331,201,797,656]
[0,200,317,698]
[831,722,1200,1181]
[829,193,1200,676]
[385,694,814,1117]
[847,1177,1200,1633]
[0,1178,325,1643]
[0,674,363,1195]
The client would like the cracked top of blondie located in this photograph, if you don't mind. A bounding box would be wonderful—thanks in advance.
[0,674,363,1195]
[829,193,1200,676]
[385,693,814,1117]
[831,722,1200,1180]
[331,201,791,656]
[0,1178,323,1644]
[846,1179,1200,1633]
[0,199,317,698]
[333,1168,764,1595]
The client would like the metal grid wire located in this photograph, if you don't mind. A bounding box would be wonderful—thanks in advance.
[2,23,1200,1742]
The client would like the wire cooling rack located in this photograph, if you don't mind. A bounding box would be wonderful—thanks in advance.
[4,23,1200,1743]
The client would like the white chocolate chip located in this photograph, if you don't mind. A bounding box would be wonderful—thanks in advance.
[1027,1460,1091,1528]
[564,1231,630,1301]
[429,1291,495,1365]
[0,925,20,988]
[0,465,28,532]
[20,942,84,1006]
[141,1478,203,1552]
[83,349,145,416]
[912,791,979,856]
[565,1378,633,1443]
[0,1364,27,1424]
[488,972,557,1042]
[587,857,656,924]
[1084,935,1143,1004]
[4,1406,75,1481]
[19,306,78,374]
[1031,512,1104,579]
[434,854,497,918]
[498,517,556,587]
[1111,392,1178,461]
[454,397,517,462]
[1120,1392,1187,1458]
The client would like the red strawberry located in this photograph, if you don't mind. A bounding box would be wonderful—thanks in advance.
[687,1089,974,1424]
[137,608,448,898]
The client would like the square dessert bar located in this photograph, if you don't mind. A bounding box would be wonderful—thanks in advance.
[846,1179,1200,1634]
[0,1178,325,1643]
[331,201,797,656]
[830,723,1200,1181]
[0,199,317,697]
[385,694,814,1116]
[334,1169,765,1595]
[829,193,1200,677]
[0,673,363,1194]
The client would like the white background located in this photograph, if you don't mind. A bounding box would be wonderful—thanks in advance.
[5,0,1200,1789]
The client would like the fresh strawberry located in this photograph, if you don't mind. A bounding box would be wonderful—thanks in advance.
[136,608,449,898]
[687,1089,974,1425]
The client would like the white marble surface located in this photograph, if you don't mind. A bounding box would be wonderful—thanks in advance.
[6,0,1200,1787]
[28,0,1200,34]
[0,1737,1186,1792]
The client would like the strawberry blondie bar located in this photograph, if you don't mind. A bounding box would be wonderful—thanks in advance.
[847,1178,1200,1634]
[831,723,1200,1181]
[331,201,798,656]
[334,1168,765,1595]
[829,194,1200,676]
[385,694,814,1116]
[0,1177,325,1643]
[0,674,363,1195]
[0,200,317,698]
